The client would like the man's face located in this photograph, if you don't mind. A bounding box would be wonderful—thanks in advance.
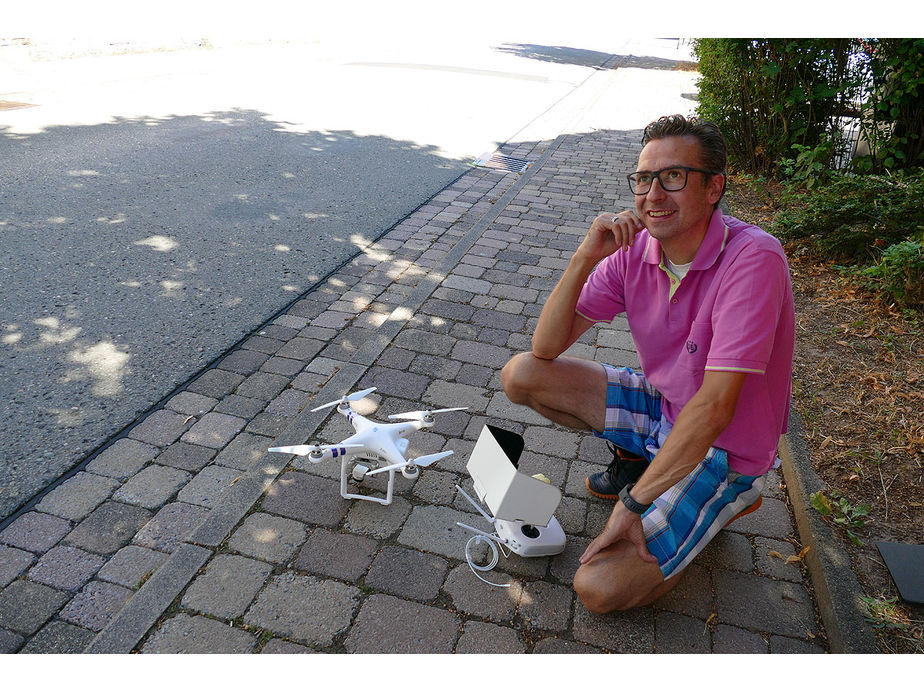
[634,135,723,255]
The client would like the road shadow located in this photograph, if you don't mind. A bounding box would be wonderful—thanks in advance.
[0,109,468,522]
[494,43,698,72]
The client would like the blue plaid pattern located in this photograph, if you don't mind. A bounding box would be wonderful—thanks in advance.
[594,364,765,580]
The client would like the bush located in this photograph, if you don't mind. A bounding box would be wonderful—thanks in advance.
[692,39,860,177]
[771,169,924,261]
[859,240,924,308]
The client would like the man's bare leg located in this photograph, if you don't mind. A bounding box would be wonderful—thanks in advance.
[501,352,608,433]
[573,541,684,613]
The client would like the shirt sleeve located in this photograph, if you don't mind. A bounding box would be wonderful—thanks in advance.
[575,255,626,323]
[705,245,789,375]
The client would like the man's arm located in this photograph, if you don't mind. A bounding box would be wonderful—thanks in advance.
[532,212,642,360]
[580,369,748,564]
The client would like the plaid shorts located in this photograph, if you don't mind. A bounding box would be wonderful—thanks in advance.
[595,364,765,580]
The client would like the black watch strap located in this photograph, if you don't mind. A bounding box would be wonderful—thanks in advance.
[619,483,652,514]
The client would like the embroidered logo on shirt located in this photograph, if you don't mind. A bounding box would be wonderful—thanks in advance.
[686,340,698,354]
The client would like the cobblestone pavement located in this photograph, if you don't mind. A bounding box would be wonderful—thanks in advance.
[1,120,831,654]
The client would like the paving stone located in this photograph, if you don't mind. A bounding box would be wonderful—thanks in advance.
[1,512,71,553]
[522,426,581,460]
[712,624,768,653]
[571,602,655,653]
[422,380,490,414]
[64,502,152,555]
[455,620,525,653]
[713,569,817,639]
[215,394,265,419]
[141,613,257,653]
[364,546,448,601]
[276,337,324,361]
[236,371,290,401]
[442,564,522,622]
[165,391,218,416]
[266,388,313,416]
[728,496,793,538]
[113,464,191,509]
[219,348,270,375]
[0,579,70,635]
[412,469,461,505]
[397,504,487,562]
[244,572,360,647]
[27,545,105,591]
[214,432,274,470]
[294,528,378,581]
[532,637,604,653]
[181,412,247,449]
[187,368,245,399]
[34,472,119,521]
[0,627,25,653]
[86,438,158,479]
[129,409,195,447]
[655,611,711,653]
[59,580,133,631]
[154,442,217,472]
[261,472,349,528]
[695,530,755,572]
[97,545,169,589]
[228,512,308,564]
[246,412,291,438]
[260,638,316,654]
[754,537,805,582]
[393,328,456,356]
[181,554,273,619]
[344,594,460,654]
[0,544,35,588]
[344,496,411,540]
[133,502,210,553]
[177,465,242,509]
[652,563,714,620]
[450,340,512,369]
[518,580,573,632]
[19,620,96,654]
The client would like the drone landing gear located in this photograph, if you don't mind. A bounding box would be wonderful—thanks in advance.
[341,457,419,506]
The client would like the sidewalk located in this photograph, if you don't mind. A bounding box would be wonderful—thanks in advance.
[0,119,844,654]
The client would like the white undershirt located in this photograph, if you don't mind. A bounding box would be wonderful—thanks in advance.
[664,257,693,281]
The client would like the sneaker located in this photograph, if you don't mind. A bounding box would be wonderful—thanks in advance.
[586,443,649,500]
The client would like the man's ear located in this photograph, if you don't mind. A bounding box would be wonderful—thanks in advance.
[707,173,726,205]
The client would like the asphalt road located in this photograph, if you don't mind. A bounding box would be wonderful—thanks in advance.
[1,35,660,521]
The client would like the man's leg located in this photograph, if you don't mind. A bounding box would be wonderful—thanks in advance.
[501,352,608,432]
[573,541,683,613]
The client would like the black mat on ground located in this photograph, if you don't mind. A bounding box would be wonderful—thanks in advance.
[876,541,924,604]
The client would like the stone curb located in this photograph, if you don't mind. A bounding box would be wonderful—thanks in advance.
[778,412,878,653]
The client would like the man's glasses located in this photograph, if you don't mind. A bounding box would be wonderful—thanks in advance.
[627,166,720,195]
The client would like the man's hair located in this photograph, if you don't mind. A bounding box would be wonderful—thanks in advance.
[641,114,727,179]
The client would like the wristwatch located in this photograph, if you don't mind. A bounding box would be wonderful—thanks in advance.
[619,483,652,514]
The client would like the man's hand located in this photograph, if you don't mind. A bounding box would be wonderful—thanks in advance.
[579,502,658,565]
[577,211,643,264]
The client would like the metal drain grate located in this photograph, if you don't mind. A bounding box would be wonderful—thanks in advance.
[473,152,533,173]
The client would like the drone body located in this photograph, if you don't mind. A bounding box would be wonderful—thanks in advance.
[268,388,463,506]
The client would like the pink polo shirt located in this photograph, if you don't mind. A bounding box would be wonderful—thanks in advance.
[576,209,795,476]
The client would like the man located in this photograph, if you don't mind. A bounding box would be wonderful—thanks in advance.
[501,115,795,613]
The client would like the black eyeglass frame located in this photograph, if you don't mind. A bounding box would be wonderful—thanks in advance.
[626,166,721,195]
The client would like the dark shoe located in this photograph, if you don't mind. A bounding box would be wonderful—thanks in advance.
[586,443,649,500]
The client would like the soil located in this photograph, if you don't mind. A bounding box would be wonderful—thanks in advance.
[725,175,924,654]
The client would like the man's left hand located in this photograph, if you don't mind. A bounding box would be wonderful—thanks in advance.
[579,503,658,565]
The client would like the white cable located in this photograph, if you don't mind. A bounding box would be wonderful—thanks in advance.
[464,534,512,588]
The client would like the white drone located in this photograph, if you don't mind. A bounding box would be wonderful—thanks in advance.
[268,387,465,506]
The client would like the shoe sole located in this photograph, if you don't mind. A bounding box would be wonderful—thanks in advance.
[725,496,762,526]
[585,478,621,500]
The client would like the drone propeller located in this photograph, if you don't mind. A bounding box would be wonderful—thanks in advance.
[310,387,377,413]
[363,450,454,477]
[268,443,363,456]
[388,407,467,421]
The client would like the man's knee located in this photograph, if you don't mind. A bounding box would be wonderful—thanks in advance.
[573,545,675,614]
[500,351,541,404]
[574,561,636,614]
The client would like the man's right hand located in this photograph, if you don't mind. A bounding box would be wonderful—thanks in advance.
[577,211,643,264]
